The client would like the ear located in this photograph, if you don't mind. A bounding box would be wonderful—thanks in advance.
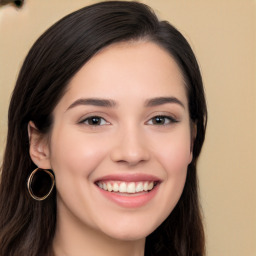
[28,121,51,169]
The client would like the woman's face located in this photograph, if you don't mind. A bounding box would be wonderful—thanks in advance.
[45,41,192,240]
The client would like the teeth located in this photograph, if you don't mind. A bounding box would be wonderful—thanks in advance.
[107,183,112,192]
[143,182,149,191]
[113,183,119,192]
[119,182,126,193]
[148,182,154,190]
[135,182,144,192]
[127,182,135,193]
[97,181,156,193]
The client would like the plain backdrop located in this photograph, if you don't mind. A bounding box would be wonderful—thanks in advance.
[0,0,255,255]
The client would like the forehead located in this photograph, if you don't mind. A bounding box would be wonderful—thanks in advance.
[57,41,188,109]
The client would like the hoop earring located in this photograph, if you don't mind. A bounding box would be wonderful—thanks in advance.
[27,168,55,201]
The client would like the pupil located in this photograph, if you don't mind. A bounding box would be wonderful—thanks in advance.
[155,117,164,124]
[91,117,100,125]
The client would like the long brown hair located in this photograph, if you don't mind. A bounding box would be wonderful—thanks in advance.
[0,1,207,255]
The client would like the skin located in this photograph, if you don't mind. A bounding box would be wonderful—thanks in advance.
[29,41,193,256]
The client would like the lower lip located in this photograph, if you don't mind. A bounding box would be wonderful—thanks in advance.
[96,184,160,208]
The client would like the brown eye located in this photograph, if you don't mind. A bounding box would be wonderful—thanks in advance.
[148,116,178,125]
[152,116,166,125]
[81,116,109,126]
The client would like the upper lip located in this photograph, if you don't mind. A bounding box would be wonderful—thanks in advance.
[94,173,162,183]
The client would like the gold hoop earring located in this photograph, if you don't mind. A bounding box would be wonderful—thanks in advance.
[27,168,55,201]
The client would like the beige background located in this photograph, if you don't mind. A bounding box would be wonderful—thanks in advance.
[0,0,255,255]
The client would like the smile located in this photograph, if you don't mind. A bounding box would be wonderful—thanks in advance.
[94,174,161,208]
[96,181,157,194]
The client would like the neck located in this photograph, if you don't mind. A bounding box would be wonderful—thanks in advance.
[52,205,145,256]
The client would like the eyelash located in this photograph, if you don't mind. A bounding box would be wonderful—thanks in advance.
[79,115,178,126]
[147,115,178,125]
[79,116,109,126]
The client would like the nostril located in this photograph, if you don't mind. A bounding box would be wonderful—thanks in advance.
[115,158,149,167]
[110,145,150,165]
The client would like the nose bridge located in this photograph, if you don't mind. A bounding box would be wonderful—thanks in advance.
[110,122,150,165]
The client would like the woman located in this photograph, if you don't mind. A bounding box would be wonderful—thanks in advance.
[0,1,207,256]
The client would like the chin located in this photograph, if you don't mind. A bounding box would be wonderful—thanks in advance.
[97,216,162,242]
[104,229,149,241]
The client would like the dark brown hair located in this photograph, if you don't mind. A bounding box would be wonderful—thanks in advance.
[0,1,207,255]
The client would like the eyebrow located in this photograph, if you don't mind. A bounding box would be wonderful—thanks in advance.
[66,96,185,111]
[66,98,117,111]
[145,97,185,108]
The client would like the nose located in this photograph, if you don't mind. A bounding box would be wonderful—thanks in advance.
[110,126,150,166]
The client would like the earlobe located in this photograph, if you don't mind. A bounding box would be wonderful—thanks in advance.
[28,121,51,169]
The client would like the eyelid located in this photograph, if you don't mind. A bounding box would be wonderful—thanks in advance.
[146,114,179,126]
[78,115,111,126]
[145,110,180,119]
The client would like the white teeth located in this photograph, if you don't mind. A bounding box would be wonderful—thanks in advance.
[127,182,136,193]
[143,182,149,191]
[148,182,154,190]
[119,182,127,193]
[135,182,144,192]
[113,183,119,192]
[97,181,156,193]
[107,183,112,192]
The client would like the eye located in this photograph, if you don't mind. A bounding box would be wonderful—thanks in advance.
[80,116,109,126]
[147,115,178,125]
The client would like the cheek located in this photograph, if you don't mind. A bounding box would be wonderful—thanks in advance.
[152,128,192,175]
[49,127,109,179]
[150,128,191,211]
[158,137,190,186]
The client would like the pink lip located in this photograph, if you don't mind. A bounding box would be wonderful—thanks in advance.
[94,173,161,208]
[95,173,161,183]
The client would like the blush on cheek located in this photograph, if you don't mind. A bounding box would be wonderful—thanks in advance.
[159,145,191,173]
[54,148,109,184]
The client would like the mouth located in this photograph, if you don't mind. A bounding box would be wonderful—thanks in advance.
[94,175,161,208]
[96,180,159,195]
